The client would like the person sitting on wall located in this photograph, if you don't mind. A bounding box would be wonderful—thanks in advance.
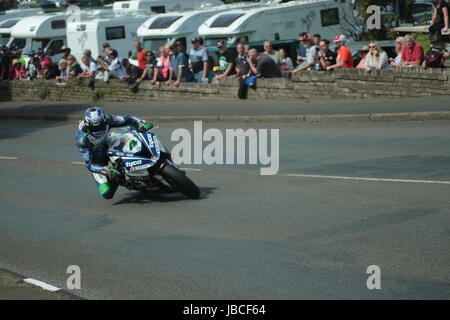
[326,34,354,70]
[122,58,143,93]
[423,38,450,68]
[167,42,194,87]
[214,40,236,81]
[400,35,425,67]
[150,45,171,87]
[317,39,337,71]
[247,48,282,78]
[55,59,69,82]
[364,42,390,70]
[292,37,319,74]
[390,37,405,67]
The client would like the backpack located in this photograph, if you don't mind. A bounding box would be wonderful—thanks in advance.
[425,47,446,68]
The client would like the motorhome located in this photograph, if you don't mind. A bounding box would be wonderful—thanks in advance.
[67,10,149,61]
[198,0,360,47]
[112,0,223,15]
[0,18,22,48]
[67,0,224,61]
[136,0,272,52]
[8,13,68,61]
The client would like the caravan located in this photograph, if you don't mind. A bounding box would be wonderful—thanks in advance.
[136,0,272,52]
[67,0,223,61]
[198,0,360,46]
[8,13,68,61]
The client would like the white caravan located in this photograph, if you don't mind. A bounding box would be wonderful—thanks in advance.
[113,0,223,14]
[0,18,21,48]
[198,0,360,46]
[137,0,274,52]
[8,13,68,61]
[67,10,150,61]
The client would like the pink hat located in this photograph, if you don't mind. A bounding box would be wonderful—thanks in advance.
[332,34,346,42]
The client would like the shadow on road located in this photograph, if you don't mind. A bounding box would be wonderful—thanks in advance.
[112,187,216,205]
[0,103,93,140]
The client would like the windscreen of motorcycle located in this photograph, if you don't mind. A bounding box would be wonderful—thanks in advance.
[107,128,142,154]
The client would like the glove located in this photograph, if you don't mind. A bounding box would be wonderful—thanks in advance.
[101,168,119,181]
[138,122,153,132]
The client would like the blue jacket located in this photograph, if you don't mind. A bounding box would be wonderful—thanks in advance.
[75,114,143,173]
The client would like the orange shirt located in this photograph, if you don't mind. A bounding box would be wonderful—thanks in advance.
[137,49,148,70]
[337,46,354,68]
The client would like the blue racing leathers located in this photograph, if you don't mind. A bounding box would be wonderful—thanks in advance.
[75,114,144,199]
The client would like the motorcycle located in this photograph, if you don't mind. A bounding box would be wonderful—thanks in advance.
[103,125,200,199]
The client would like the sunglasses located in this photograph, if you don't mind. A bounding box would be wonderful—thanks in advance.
[368,46,377,49]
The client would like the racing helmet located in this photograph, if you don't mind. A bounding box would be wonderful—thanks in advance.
[84,106,107,138]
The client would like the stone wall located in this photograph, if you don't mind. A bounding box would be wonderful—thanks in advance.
[1,67,450,102]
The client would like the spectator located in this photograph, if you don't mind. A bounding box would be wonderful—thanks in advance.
[25,56,40,80]
[78,55,97,79]
[11,59,26,80]
[234,42,250,77]
[429,0,449,41]
[151,45,171,86]
[133,40,148,71]
[390,37,405,66]
[136,50,157,84]
[313,34,321,46]
[83,49,96,64]
[263,41,282,66]
[247,48,282,78]
[364,42,390,70]
[293,37,319,74]
[105,49,127,81]
[356,45,369,68]
[122,58,143,93]
[168,42,194,86]
[55,59,69,81]
[423,38,450,68]
[326,34,354,70]
[67,55,83,78]
[279,48,294,78]
[61,46,71,60]
[296,32,308,66]
[400,35,425,67]
[317,39,337,70]
[215,40,235,80]
[189,37,209,83]
[36,49,53,79]
[1,46,12,80]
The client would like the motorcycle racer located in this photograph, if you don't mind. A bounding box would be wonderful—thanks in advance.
[75,106,153,199]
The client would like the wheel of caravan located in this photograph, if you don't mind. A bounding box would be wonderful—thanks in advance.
[160,164,200,199]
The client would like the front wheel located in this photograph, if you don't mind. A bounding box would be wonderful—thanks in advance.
[160,164,200,199]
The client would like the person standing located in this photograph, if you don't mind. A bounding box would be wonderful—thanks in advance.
[189,37,209,83]
[326,34,354,70]
[133,40,149,71]
[429,0,449,41]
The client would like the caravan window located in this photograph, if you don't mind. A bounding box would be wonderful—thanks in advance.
[148,16,182,29]
[46,40,64,56]
[151,6,166,14]
[143,38,168,52]
[210,13,245,28]
[204,37,227,47]
[32,39,50,51]
[320,8,340,27]
[0,19,19,28]
[106,26,125,40]
[9,38,26,51]
[121,3,130,8]
[51,20,66,29]
[0,34,9,47]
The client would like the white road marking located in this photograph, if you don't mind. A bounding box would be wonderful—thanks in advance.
[71,161,84,165]
[0,156,18,160]
[283,173,450,185]
[180,168,203,172]
[24,278,61,292]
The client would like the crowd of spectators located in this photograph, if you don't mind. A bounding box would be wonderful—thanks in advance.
[0,31,449,96]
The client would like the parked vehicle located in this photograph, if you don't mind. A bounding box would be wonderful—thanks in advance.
[112,0,223,15]
[137,0,271,53]
[198,0,360,46]
[7,13,69,61]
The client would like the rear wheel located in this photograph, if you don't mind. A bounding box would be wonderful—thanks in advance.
[160,164,200,199]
